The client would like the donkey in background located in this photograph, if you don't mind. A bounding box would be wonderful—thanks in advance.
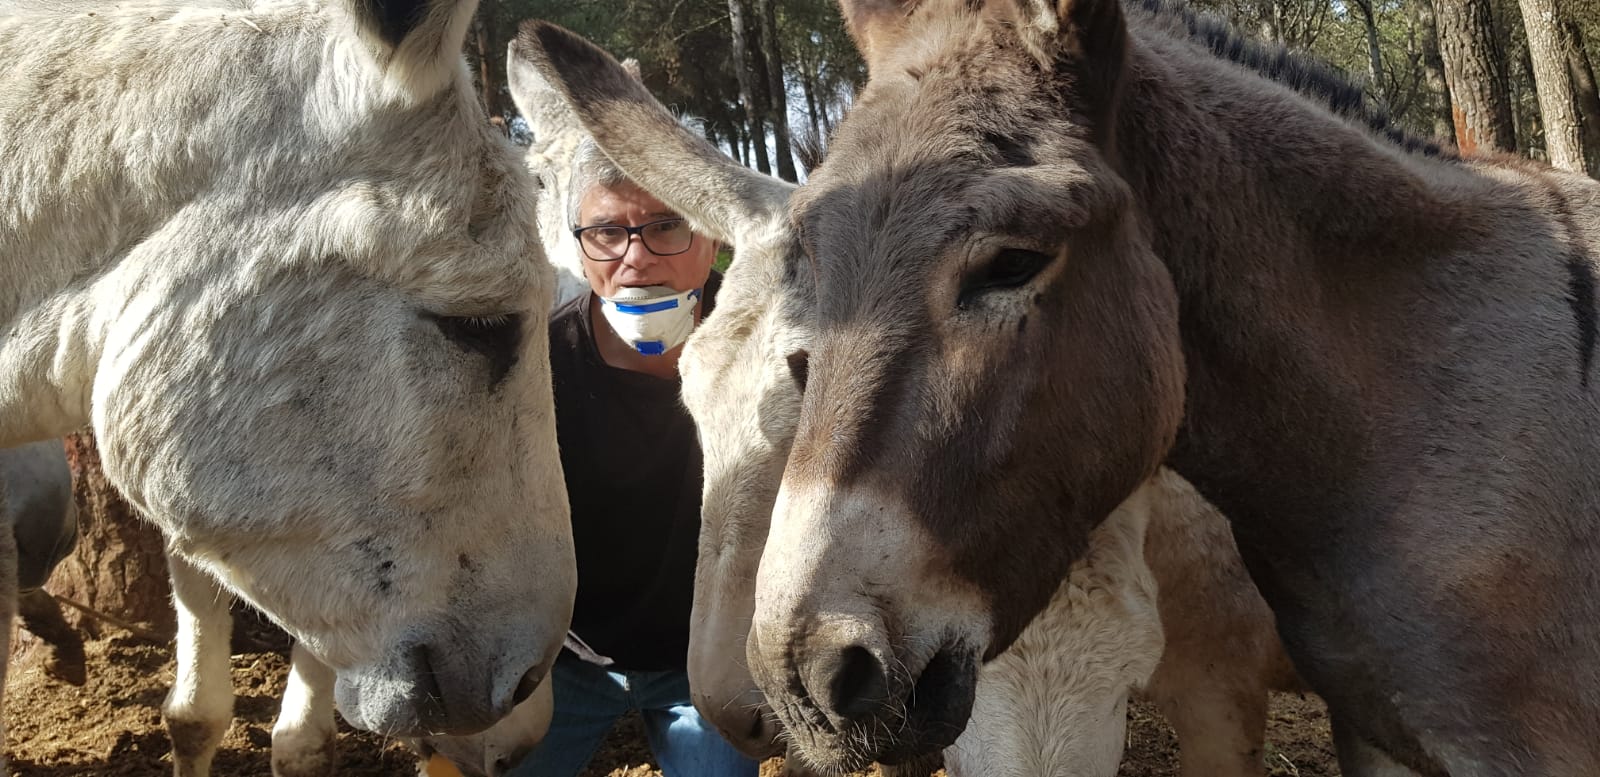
[746,0,1600,774]
[2,441,84,686]
[510,48,662,306]
[515,23,1300,777]
[1,0,577,772]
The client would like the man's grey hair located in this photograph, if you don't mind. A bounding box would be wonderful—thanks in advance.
[566,137,630,229]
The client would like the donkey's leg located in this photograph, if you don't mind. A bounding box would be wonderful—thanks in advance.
[0,523,19,777]
[163,552,235,777]
[1141,469,1292,777]
[271,642,338,777]
[1332,718,1423,777]
[16,589,87,686]
[1143,667,1269,777]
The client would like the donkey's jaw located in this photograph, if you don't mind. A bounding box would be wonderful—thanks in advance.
[687,599,787,760]
[692,691,784,761]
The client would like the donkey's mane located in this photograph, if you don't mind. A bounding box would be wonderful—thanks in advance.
[1133,0,1454,159]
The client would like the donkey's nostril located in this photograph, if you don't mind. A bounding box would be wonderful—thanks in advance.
[823,645,888,722]
[411,643,449,726]
[495,743,540,776]
[511,667,541,706]
[744,707,768,741]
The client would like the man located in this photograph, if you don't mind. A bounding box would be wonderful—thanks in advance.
[509,139,755,777]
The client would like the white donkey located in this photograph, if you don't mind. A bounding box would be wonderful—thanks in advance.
[514,23,1300,777]
[945,469,1303,777]
[176,48,635,777]
[0,1,577,774]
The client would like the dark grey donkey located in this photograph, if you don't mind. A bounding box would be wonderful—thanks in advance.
[2,441,84,687]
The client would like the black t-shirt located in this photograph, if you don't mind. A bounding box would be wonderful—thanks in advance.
[546,273,720,671]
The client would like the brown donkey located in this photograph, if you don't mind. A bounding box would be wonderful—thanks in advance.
[515,20,1299,777]
[747,0,1600,774]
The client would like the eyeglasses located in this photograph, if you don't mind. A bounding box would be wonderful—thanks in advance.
[572,218,693,262]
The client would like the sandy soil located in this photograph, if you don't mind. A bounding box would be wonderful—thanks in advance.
[5,628,1340,777]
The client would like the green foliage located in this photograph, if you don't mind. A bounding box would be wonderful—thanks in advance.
[475,0,1594,171]
[475,0,865,164]
[1189,0,1457,140]
[776,0,866,140]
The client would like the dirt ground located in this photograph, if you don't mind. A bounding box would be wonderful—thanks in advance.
[5,626,1341,777]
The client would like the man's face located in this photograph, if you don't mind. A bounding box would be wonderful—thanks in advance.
[576,180,716,299]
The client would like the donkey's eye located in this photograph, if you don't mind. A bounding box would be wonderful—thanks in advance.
[431,313,523,387]
[957,248,1054,308]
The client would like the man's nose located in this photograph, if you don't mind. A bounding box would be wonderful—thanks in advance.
[619,234,662,270]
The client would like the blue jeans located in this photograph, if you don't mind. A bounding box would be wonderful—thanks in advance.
[506,652,759,777]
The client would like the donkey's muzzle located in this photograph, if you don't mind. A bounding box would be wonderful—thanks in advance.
[336,633,560,739]
[753,614,978,772]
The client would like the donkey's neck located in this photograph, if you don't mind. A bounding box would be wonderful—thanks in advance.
[2,6,244,442]
[1116,30,1456,269]
[1113,32,1470,536]
[0,2,360,444]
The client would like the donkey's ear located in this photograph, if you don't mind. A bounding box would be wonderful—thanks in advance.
[507,46,645,146]
[509,21,793,243]
[996,0,1126,131]
[341,0,478,100]
[838,0,924,75]
[507,38,573,142]
[998,0,1126,75]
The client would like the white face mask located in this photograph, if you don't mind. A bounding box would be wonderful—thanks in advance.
[598,285,702,356]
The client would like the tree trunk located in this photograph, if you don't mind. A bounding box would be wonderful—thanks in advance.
[47,433,174,641]
[729,122,746,165]
[1351,0,1386,103]
[1415,0,1458,142]
[1517,0,1587,170]
[1563,20,1600,175]
[1434,0,1519,154]
[755,0,797,181]
[801,60,822,145]
[728,0,772,174]
[1259,2,1280,44]
[1512,16,1539,154]
[745,1,778,177]
[704,125,721,160]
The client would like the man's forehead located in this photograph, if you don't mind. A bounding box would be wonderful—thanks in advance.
[582,180,679,217]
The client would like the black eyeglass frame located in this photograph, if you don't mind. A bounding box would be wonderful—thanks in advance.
[571,217,693,262]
